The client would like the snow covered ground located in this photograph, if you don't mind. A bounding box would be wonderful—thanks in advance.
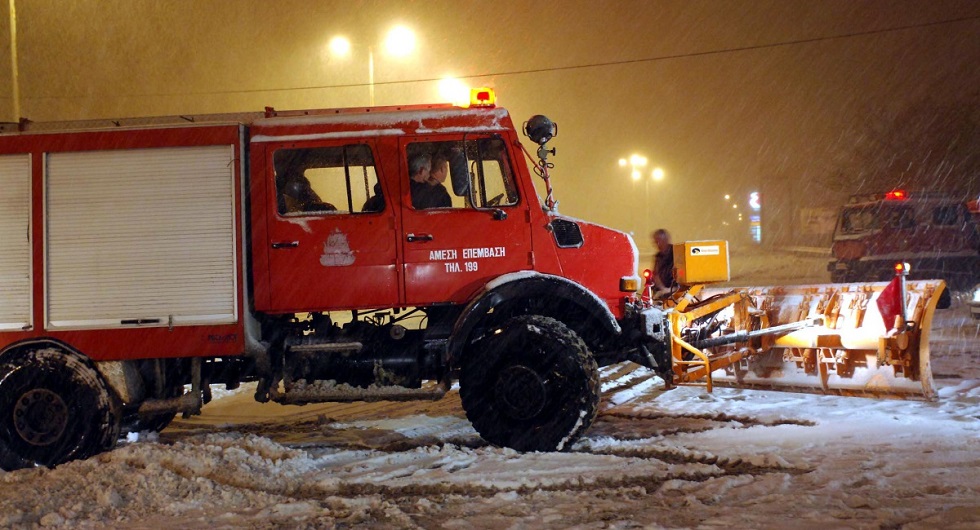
[1,252,978,529]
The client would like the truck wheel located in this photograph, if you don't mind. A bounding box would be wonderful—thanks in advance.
[131,411,177,434]
[0,348,121,470]
[126,363,186,434]
[128,383,183,434]
[459,315,600,452]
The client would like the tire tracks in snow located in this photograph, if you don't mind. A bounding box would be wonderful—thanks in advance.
[153,367,814,505]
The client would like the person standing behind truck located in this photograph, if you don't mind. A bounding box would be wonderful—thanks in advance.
[649,228,676,295]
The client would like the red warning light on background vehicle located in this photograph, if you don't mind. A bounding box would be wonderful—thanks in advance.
[884,189,908,201]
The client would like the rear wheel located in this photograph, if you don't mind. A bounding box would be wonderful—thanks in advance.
[459,315,600,452]
[0,348,121,470]
[126,360,186,434]
[128,383,183,434]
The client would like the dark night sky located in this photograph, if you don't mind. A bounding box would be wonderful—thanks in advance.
[2,0,979,253]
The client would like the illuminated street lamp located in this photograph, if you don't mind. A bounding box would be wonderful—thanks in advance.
[619,154,647,182]
[329,25,417,106]
[437,77,470,106]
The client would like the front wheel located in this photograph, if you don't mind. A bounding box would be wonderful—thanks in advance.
[0,348,121,470]
[459,315,600,452]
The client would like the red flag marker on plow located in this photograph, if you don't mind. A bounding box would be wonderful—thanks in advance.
[877,262,909,329]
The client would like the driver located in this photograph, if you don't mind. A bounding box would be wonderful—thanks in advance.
[410,153,451,209]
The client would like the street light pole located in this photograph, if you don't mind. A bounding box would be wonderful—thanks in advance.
[367,46,375,106]
[7,0,19,121]
[621,156,665,237]
[644,178,650,231]
[648,167,664,230]
[620,155,647,236]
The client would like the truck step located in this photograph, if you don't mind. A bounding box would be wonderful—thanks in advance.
[287,341,363,354]
[270,379,449,405]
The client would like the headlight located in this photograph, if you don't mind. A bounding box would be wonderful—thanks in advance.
[972,285,980,303]
[620,276,641,293]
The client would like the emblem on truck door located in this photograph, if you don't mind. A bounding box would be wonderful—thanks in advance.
[320,228,355,267]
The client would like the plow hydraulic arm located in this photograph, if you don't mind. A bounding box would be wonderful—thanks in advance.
[690,316,824,349]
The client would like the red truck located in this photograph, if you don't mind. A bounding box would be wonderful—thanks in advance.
[827,190,980,293]
[0,91,660,469]
[2,92,949,470]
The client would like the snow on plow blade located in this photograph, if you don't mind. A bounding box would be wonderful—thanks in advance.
[670,280,945,400]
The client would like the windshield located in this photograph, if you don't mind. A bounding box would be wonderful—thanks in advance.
[840,204,915,234]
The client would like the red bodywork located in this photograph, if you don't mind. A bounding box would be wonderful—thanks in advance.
[1,104,638,362]
[0,125,248,361]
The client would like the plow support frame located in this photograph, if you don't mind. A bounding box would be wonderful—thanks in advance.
[663,280,944,400]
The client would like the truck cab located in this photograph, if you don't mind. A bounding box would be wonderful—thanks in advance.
[249,111,539,312]
[248,102,638,328]
[242,100,644,451]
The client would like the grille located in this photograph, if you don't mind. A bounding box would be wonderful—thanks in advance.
[550,219,584,248]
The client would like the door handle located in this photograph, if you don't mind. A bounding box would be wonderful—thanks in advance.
[271,241,299,249]
[406,233,434,243]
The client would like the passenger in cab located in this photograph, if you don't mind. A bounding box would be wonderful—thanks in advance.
[409,153,451,209]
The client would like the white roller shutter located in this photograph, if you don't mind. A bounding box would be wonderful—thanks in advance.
[46,145,237,329]
[0,154,32,331]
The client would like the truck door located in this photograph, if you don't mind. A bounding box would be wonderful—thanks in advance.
[262,141,399,312]
[398,135,532,304]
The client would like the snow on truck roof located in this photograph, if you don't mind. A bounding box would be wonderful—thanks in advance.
[0,104,512,137]
[250,106,512,142]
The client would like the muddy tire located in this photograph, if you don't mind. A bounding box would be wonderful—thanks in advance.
[459,315,600,452]
[127,369,185,434]
[129,385,182,434]
[130,412,177,435]
[0,348,121,470]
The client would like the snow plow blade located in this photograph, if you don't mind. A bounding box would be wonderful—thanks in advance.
[667,279,944,400]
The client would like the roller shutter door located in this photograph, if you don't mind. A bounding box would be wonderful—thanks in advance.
[0,154,32,331]
[46,145,237,329]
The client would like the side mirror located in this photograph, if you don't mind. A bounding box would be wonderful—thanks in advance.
[448,148,469,196]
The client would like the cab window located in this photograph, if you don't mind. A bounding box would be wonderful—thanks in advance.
[840,207,876,233]
[404,137,519,211]
[887,206,916,229]
[467,136,519,209]
[841,205,914,233]
[932,205,961,226]
[274,144,381,216]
